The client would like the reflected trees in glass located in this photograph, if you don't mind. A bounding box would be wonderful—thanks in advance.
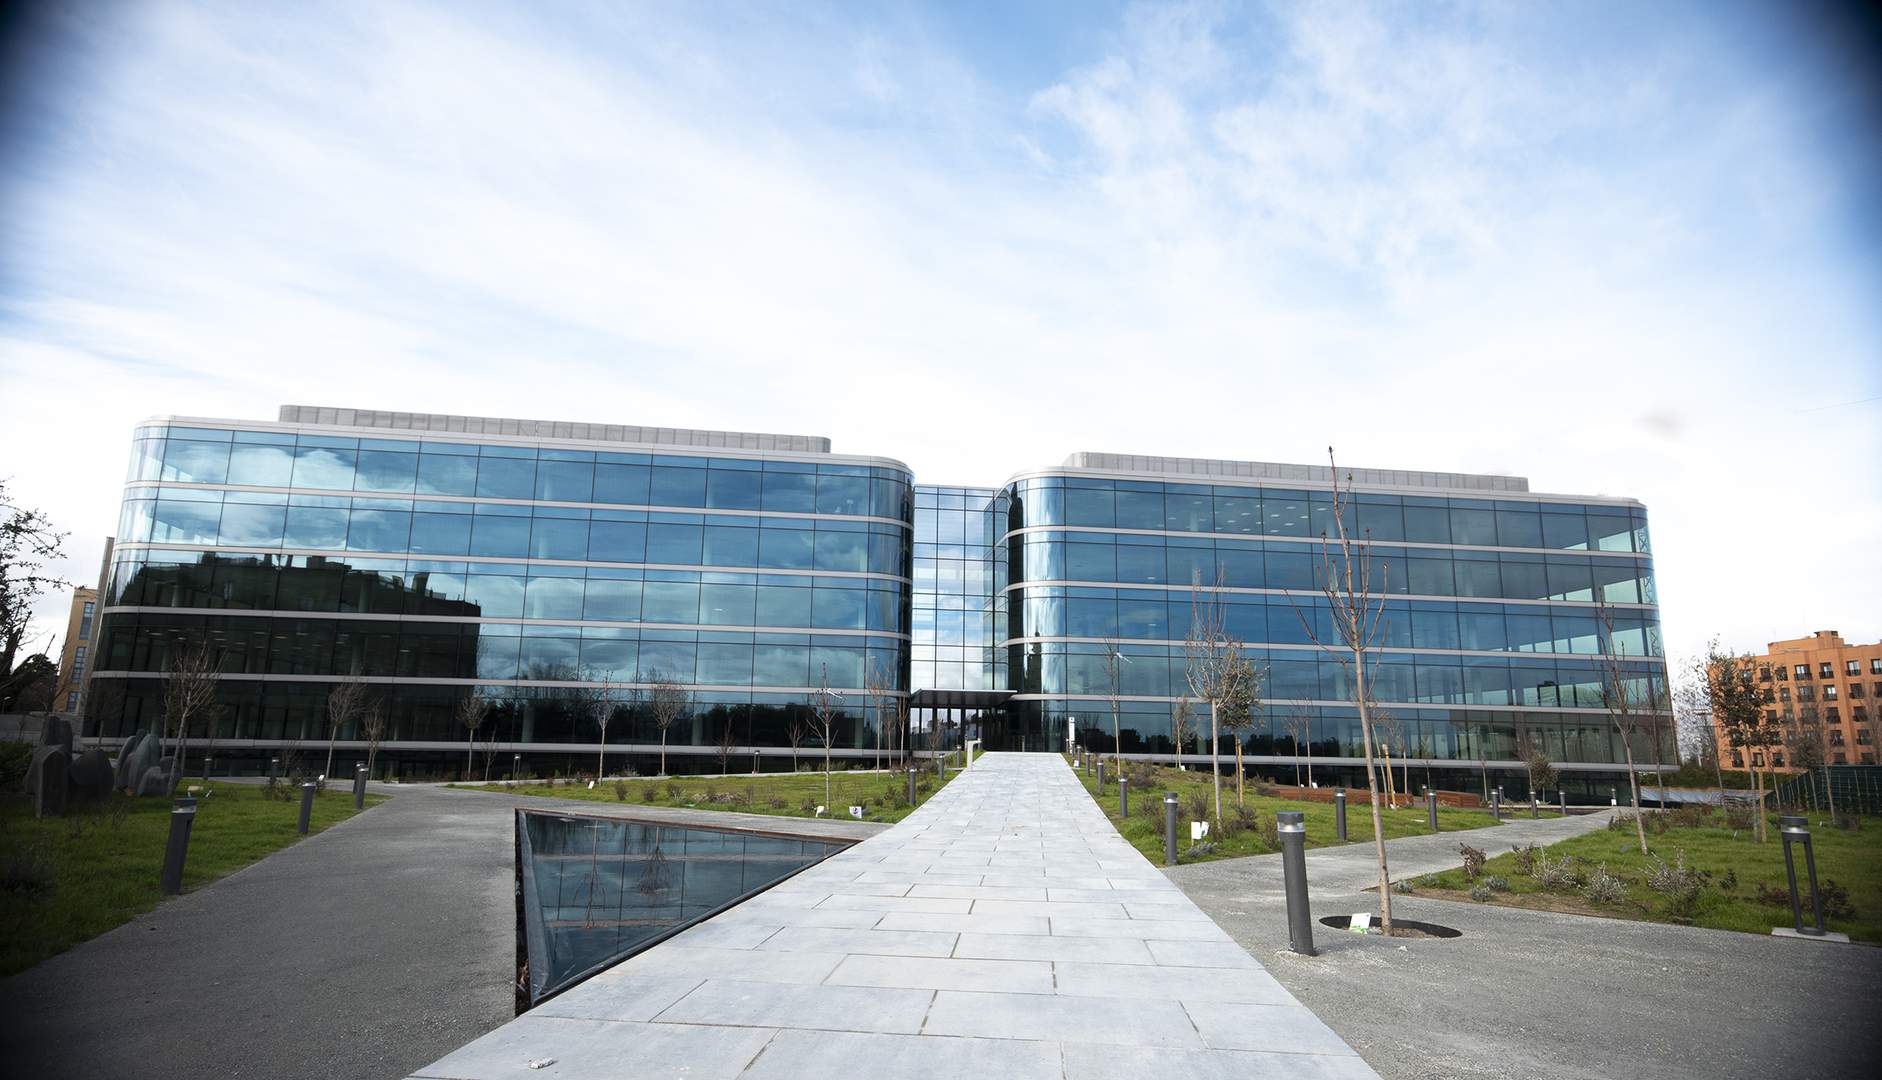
[646,669,691,778]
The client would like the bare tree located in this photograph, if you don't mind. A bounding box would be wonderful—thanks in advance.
[1281,706,1312,788]
[811,663,844,810]
[1218,654,1264,807]
[1298,449,1396,933]
[1103,638,1126,772]
[561,669,618,779]
[645,668,691,777]
[1594,602,1656,854]
[163,638,221,784]
[1183,569,1253,825]
[865,660,896,773]
[1699,642,1772,842]
[324,673,369,780]
[1374,703,1402,808]
[458,694,492,780]
[714,710,737,774]
[361,695,388,780]
[787,708,808,773]
[1,480,69,680]
[1169,696,1195,771]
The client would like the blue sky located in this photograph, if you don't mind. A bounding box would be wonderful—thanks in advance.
[1,0,1878,667]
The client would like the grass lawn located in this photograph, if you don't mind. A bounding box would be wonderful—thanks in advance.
[0,781,385,976]
[1415,808,1882,943]
[453,763,961,826]
[1073,758,1505,865]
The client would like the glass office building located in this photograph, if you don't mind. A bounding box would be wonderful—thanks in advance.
[89,410,1672,794]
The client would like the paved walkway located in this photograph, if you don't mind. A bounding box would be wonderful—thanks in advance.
[1168,807,1882,1080]
[410,753,1380,1080]
[0,784,879,1080]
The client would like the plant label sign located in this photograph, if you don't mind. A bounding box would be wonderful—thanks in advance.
[815,805,825,817]
[1190,821,1210,841]
[849,806,864,819]
[1350,912,1371,934]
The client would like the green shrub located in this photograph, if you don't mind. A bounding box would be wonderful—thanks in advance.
[1582,864,1626,906]
[1468,884,1492,902]
[1484,875,1510,893]
[1458,843,1486,881]
[0,742,32,789]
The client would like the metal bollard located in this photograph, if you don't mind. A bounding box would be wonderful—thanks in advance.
[1779,815,1826,936]
[202,756,213,781]
[1096,760,1106,790]
[1334,789,1348,841]
[1492,789,1502,820]
[268,756,279,781]
[1426,787,1438,833]
[353,763,368,810]
[297,782,316,835]
[1120,777,1130,818]
[1531,794,1539,819]
[160,798,197,895]
[907,767,917,807]
[1560,791,1567,816]
[1164,792,1179,866]
[513,753,522,780]
[1277,811,1316,956]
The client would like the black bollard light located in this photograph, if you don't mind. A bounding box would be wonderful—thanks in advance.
[1779,815,1826,936]
[1120,776,1130,818]
[1164,792,1179,866]
[1277,811,1316,956]
[512,753,521,781]
[160,798,197,895]
[297,782,316,835]
[1531,794,1539,819]
[353,763,368,810]
[268,756,279,781]
[1426,787,1438,833]
[202,756,212,781]
[1492,788,1502,820]
[1334,789,1348,841]
[1096,759,1105,790]
[1559,791,1568,816]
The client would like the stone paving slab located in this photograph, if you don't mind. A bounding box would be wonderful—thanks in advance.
[407,752,1380,1079]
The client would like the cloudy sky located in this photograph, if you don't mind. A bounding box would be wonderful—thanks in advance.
[2,0,1878,670]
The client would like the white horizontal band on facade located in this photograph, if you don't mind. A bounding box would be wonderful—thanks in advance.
[124,480,914,532]
[1081,751,1657,773]
[1011,693,1671,716]
[996,524,1652,560]
[101,605,912,640]
[88,671,907,696]
[997,465,1646,509]
[992,635,1665,664]
[142,414,916,474]
[998,579,1655,610]
[89,735,922,758]
[116,543,913,585]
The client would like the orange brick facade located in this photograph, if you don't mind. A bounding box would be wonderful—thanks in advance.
[1716,630,1882,770]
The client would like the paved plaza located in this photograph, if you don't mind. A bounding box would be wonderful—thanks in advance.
[410,752,1379,1080]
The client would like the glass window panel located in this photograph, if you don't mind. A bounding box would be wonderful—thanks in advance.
[636,638,695,682]
[1500,559,1547,600]
[291,446,355,491]
[1459,609,1506,651]
[152,496,223,544]
[810,645,863,687]
[463,574,525,618]
[817,475,870,516]
[705,470,761,510]
[813,531,869,573]
[594,463,651,505]
[1414,663,1464,704]
[1356,502,1404,542]
[1065,487,1115,528]
[1263,493,1311,537]
[218,501,286,547]
[1114,544,1164,585]
[475,457,535,500]
[1406,558,1453,596]
[761,471,817,513]
[409,512,472,555]
[473,635,520,680]
[519,635,581,678]
[649,466,706,507]
[1166,544,1215,587]
[1066,541,1116,581]
[1402,505,1450,544]
[584,579,641,621]
[1506,613,1554,653]
[346,509,411,552]
[1213,495,1259,535]
[1588,514,1633,552]
[1453,558,1502,597]
[1410,608,1460,650]
[283,505,348,549]
[645,523,703,565]
[1546,559,1594,602]
[1165,492,1212,533]
[227,443,293,486]
[758,529,815,570]
[580,637,638,681]
[1118,597,1168,639]
[812,588,867,629]
[698,642,753,683]
[1553,613,1600,655]
[641,581,700,623]
[416,453,477,496]
[756,586,812,627]
[161,440,230,484]
[1065,597,1117,637]
[1448,507,1497,546]
[469,515,530,558]
[589,520,647,563]
[1495,508,1542,548]
[699,583,756,625]
[1114,490,1164,530]
[1594,561,1641,604]
[354,450,417,493]
[754,643,808,686]
[1541,512,1587,550]
[702,525,758,567]
[524,577,585,620]
[530,517,590,561]
[1266,551,1313,590]
[534,460,594,502]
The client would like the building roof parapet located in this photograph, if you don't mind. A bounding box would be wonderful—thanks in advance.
[1060,451,1531,494]
[277,405,832,454]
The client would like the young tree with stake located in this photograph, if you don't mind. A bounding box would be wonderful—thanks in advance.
[458,694,491,780]
[163,638,221,786]
[1595,601,1655,854]
[811,664,843,810]
[324,671,369,781]
[645,668,690,778]
[1183,568,1253,826]
[1169,697,1195,771]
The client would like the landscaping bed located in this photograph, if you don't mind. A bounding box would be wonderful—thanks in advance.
[1408,806,1882,943]
[454,764,957,825]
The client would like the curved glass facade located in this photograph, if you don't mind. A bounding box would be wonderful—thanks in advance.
[977,471,1673,794]
[90,419,913,771]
